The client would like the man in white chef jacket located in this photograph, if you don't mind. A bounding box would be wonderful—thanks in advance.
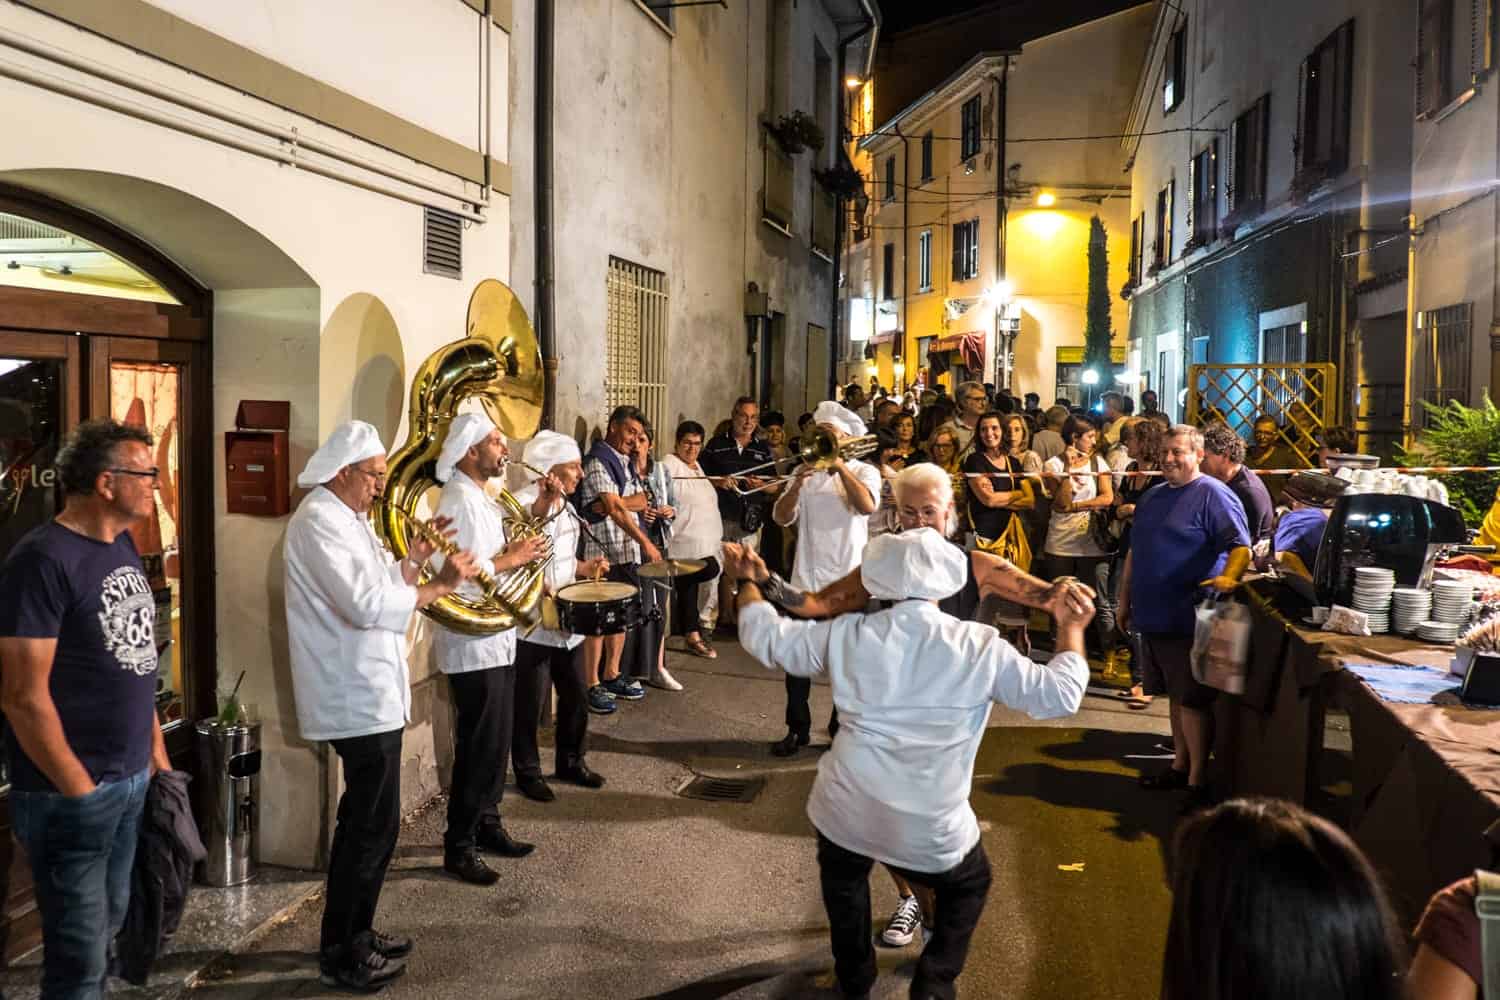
[284,420,479,993]
[509,431,611,801]
[429,413,548,885]
[731,527,1092,1000]
[767,400,880,757]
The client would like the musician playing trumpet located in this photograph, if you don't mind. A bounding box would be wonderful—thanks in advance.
[429,413,550,885]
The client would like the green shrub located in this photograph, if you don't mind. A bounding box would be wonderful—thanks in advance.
[1396,394,1500,524]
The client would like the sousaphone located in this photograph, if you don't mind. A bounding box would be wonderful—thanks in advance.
[372,279,550,635]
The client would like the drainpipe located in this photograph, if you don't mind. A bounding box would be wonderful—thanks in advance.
[994,59,1009,390]
[896,122,911,386]
[535,0,558,429]
[833,18,876,402]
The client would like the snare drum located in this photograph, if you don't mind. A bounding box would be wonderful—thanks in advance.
[554,580,642,636]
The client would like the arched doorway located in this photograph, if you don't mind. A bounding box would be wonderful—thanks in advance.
[0,182,213,962]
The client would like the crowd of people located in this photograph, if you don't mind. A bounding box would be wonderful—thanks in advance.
[2,388,1489,1000]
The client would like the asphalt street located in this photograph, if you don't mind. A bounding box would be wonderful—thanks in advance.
[191,639,1180,1000]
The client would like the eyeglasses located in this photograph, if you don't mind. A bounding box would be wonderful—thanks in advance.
[351,467,387,483]
[109,466,159,480]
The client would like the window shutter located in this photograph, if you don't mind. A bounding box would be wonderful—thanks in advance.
[1186,156,1196,238]
[1417,0,1447,116]
[1295,55,1309,173]
[952,224,963,281]
[1330,20,1355,173]
[1471,0,1491,78]
[1253,94,1270,205]
[1209,138,1220,228]
[1225,117,1238,213]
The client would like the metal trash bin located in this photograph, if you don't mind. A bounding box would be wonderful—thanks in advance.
[195,719,261,887]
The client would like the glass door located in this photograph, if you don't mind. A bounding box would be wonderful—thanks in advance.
[0,330,80,964]
[90,337,208,754]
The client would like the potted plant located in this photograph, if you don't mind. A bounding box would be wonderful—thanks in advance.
[768,110,825,155]
[814,164,864,199]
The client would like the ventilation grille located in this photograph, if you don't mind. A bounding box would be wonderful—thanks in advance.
[0,213,68,241]
[422,208,462,279]
[675,774,765,804]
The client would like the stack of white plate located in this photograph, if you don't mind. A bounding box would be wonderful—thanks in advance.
[1352,567,1396,633]
[1431,580,1475,626]
[1416,619,1460,644]
[1390,587,1433,635]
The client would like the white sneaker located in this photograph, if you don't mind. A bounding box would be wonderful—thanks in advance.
[647,666,684,692]
[880,895,922,947]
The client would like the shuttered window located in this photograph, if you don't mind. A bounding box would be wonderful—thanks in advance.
[1153,182,1174,268]
[1226,95,1270,216]
[1417,0,1494,116]
[1188,140,1218,246]
[951,219,979,281]
[1295,21,1355,179]
[960,97,982,161]
[1163,24,1187,113]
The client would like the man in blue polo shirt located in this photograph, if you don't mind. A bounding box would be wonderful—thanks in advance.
[0,418,172,998]
[1118,424,1250,812]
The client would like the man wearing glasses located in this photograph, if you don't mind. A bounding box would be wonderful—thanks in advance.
[949,381,989,455]
[0,418,173,998]
[284,420,479,991]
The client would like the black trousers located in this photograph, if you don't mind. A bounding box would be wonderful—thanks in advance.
[445,666,514,853]
[667,556,720,636]
[815,832,992,1000]
[512,640,589,775]
[321,728,403,953]
[785,675,838,740]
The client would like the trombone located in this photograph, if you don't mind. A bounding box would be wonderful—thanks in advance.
[732,428,879,495]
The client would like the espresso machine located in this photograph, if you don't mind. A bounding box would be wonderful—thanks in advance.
[1313,493,1468,607]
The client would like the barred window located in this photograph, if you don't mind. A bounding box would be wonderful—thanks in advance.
[1415,303,1473,424]
[606,257,669,441]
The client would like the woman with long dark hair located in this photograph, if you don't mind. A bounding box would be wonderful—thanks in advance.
[965,412,1035,650]
[1115,418,1164,705]
[1162,798,1407,1000]
[1041,415,1115,651]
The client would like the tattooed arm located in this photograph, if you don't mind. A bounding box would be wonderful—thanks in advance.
[721,544,871,619]
[971,550,1095,618]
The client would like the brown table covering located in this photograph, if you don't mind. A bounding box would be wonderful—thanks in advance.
[1225,581,1500,923]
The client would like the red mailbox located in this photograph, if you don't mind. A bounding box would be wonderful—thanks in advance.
[225,400,290,516]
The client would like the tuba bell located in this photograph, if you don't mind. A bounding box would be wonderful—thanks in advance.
[371,279,552,636]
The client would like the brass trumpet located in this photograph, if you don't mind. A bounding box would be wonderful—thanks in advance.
[796,428,879,467]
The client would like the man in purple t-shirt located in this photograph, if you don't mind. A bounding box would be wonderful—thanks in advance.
[0,418,171,997]
[1118,425,1250,812]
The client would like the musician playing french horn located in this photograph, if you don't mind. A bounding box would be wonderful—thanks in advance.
[429,412,549,886]
[284,420,480,992]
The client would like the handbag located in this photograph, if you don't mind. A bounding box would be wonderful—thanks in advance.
[1085,457,1119,554]
[969,463,1032,572]
[1190,598,1251,695]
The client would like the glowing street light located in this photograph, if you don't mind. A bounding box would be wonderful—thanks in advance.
[845,76,864,89]
[1036,191,1057,208]
[1081,368,1100,386]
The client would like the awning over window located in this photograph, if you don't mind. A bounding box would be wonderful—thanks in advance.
[930,331,985,374]
[1056,345,1128,364]
[871,331,895,346]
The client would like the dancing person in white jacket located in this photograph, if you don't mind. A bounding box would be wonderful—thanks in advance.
[725,525,1092,1000]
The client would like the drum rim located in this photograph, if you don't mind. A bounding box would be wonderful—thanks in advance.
[558,580,639,600]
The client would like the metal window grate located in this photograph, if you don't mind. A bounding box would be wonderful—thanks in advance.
[605,257,669,442]
[422,207,462,280]
[675,774,765,804]
[1415,303,1473,424]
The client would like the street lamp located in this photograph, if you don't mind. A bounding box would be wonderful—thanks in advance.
[893,358,906,392]
[1081,367,1100,410]
[1036,191,1057,208]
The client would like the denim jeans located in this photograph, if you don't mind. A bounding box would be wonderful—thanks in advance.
[11,768,150,1000]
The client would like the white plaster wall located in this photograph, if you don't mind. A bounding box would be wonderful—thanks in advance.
[145,0,488,151]
[0,14,511,866]
[512,0,842,440]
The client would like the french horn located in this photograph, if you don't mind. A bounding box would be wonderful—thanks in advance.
[372,279,552,636]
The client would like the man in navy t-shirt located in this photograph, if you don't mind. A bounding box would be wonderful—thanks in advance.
[0,418,170,997]
[1118,424,1250,812]
[1200,421,1275,542]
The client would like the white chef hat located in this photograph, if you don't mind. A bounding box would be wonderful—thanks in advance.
[522,430,582,480]
[435,412,496,484]
[813,399,866,438]
[297,420,386,488]
[860,527,967,602]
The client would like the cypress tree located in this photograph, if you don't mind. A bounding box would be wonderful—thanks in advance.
[1084,215,1114,377]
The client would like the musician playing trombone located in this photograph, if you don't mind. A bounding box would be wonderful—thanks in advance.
[767,401,880,757]
[429,413,550,886]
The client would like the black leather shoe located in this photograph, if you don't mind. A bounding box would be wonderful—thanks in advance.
[368,929,412,960]
[320,934,406,993]
[770,731,810,757]
[443,849,500,885]
[556,763,605,788]
[517,775,555,802]
[476,824,535,858]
